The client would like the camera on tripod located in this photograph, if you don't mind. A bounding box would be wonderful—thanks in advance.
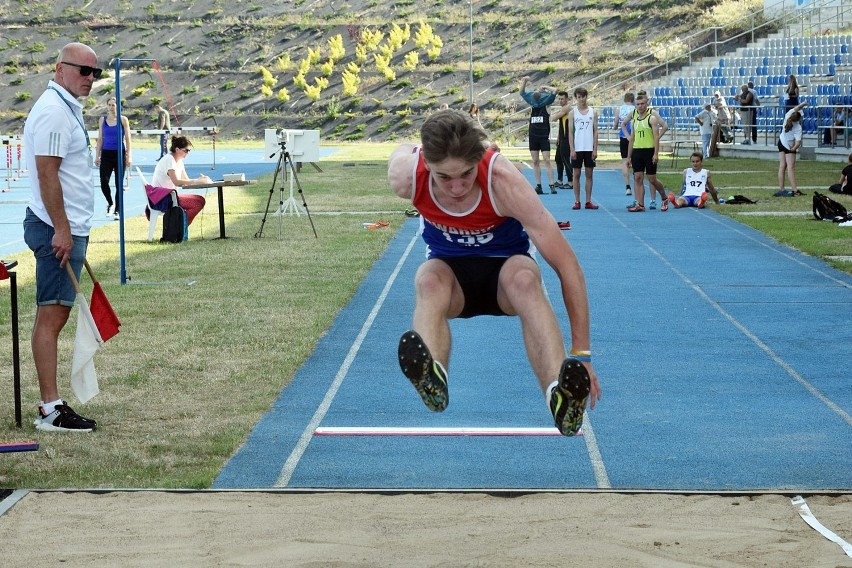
[263,128,320,163]
[256,128,322,239]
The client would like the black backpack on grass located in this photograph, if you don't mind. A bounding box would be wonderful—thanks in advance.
[812,192,848,221]
[161,203,188,243]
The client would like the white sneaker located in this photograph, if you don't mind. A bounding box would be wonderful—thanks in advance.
[839,219,852,227]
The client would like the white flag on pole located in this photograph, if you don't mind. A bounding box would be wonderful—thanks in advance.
[70,292,103,403]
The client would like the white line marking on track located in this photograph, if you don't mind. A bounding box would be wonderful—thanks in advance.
[581,415,612,488]
[699,209,852,289]
[610,213,852,427]
[541,270,611,488]
[274,232,420,487]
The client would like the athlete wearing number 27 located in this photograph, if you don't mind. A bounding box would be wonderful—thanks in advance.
[387,109,601,436]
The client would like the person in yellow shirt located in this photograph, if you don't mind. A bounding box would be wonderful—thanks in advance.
[625,91,669,212]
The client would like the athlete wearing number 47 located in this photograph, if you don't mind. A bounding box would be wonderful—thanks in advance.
[668,152,719,208]
[387,110,601,437]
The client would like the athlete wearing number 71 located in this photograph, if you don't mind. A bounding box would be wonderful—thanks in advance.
[387,109,601,437]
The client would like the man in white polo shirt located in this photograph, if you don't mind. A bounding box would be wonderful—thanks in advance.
[22,42,101,432]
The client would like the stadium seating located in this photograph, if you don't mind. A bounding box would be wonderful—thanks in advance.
[626,33,852,138]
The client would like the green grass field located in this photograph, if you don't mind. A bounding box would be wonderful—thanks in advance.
[0,145,849,489]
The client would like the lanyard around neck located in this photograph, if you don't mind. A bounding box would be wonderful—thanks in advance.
[48,86,90,149]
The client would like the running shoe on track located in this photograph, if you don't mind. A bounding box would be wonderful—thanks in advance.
[398,330,449,412]
[549,358,590,436]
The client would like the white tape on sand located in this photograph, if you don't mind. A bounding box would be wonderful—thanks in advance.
[791,495,852,557]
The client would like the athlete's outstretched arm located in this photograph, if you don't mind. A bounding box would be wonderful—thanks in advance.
[388,144,418,199]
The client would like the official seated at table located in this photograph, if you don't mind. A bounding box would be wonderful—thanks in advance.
[151,135,208,225]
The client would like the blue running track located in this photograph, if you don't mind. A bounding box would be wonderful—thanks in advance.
[205,167,848,490]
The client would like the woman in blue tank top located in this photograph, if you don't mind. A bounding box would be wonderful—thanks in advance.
[95,97,132,218]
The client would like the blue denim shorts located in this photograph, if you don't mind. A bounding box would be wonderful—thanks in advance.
[23,208,88,307]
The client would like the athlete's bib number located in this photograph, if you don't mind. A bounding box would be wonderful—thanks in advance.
[530,116,544,124]
[443,232,494,246]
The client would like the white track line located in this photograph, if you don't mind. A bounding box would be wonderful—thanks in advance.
[541,271,611,488]
[581,415,612,488]
[610,212,852,427]
[274,232,419,487]
[700,209,852,289]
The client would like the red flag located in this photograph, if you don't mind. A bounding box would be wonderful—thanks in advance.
[89,281,121,342]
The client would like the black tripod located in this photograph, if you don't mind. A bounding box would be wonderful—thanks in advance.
[255,137,317,239]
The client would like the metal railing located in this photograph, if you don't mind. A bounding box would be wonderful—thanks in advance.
[491,103,852,151]
[495,0,851,142]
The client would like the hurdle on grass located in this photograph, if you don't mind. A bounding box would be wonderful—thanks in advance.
[1,135,25,193]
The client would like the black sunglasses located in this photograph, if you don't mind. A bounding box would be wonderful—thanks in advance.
[61,61,103,79]
[181,147,192,153]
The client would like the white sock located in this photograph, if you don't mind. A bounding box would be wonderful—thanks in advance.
[544,380,559,408]
[41,399,63,414]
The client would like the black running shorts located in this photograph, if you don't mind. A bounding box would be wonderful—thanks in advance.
[571,151,596,169]
[438,255,530,318]
[631,148,657,174]
[529,134,551,153]
[619,137,630,158]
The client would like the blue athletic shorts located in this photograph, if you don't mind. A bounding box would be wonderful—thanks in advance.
[682,194,702,207]
[23,208,88,307]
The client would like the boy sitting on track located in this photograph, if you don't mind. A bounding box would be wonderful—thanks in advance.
[668,152,719,209]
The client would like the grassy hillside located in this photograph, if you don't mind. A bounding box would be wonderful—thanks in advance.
[0,0,763,142]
